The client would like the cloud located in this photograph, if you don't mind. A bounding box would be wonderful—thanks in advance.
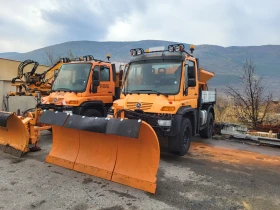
[0,0,279,52]
[105,0,280,46]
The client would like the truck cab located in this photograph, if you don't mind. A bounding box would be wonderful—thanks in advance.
[109,44,216,156]
[38,55,123,117]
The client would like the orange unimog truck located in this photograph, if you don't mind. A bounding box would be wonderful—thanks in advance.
[108,43,216,156]
[37,55,124,117]
[0,55,124,157]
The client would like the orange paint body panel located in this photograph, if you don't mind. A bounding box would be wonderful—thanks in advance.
[199,68,215,84]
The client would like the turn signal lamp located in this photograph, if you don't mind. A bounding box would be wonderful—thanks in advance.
[67,100,79,104]
[161,106,175,111]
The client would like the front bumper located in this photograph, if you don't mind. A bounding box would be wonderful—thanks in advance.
[110,109,182,137]
[37,104,83,115]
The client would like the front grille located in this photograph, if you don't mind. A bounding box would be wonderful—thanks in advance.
[126,102,153,110]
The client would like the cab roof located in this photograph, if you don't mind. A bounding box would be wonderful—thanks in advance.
[129,51,188,63]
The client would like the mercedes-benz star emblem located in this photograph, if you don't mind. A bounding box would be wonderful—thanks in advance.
[54,98,58,102]
[136,102,142,109]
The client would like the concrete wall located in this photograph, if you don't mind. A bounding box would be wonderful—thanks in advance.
[2,81,39,113]
[0,58,50,113]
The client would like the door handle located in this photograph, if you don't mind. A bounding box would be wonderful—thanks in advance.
[108,91,112,93]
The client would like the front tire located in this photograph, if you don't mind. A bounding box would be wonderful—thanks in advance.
[168,117,192,156]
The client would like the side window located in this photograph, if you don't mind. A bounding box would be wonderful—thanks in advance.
[100,66,110,81]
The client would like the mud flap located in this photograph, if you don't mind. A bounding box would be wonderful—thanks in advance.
[39,111,160,194]
[0,111,29,157]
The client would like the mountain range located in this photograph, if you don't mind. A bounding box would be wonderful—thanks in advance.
[1,40,279,97]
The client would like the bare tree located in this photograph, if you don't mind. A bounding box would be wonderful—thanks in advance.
[45,49,55,66]
[214,95,238,123]
[225,59,272,129]
[46,49,75,66]
[68,49,75,60]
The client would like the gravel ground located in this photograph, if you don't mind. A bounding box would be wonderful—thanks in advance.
[0,131,280,210]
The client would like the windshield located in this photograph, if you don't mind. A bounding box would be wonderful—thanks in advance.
[52,63,92,92]
[123,60,182,94]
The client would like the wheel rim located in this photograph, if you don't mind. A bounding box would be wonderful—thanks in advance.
[183,126,190,148]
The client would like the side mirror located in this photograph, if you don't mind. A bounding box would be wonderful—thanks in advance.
[187,66,196,87]
[188,66,195,78]
[93,70,99,80]
[119,70,123,80]
[188,78,196,87]
[91,70,100,93]
[93,80,100,86]
[184,87,188,96]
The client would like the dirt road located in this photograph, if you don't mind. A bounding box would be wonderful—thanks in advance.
[0,132,279,210]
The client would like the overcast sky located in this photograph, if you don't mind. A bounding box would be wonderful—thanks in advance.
[0,0,279,52]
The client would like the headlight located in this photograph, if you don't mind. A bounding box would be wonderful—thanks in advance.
[158,120,172,127]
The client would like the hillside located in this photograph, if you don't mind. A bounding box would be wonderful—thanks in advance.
[1,40,280,96]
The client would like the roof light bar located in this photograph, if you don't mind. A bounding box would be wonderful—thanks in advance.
[129,43,195,56]
[168,44,185,52]
[130,48,144,56]
[82,55,94,61]
[148,46,165,52]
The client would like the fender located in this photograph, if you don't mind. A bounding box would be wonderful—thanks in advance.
[168,106,197,136]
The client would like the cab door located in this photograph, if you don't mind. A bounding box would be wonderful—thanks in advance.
[93,64,113,95]
[183,59,199,107]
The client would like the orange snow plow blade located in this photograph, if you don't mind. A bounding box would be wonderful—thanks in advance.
[38,110,77,169]
[39,110,160,193]
[0,111,29,157]
[110,120,160,193]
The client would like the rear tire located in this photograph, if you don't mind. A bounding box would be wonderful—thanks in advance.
[82,109,102,117]
[168,117,192,156]
[200,112,214,138]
